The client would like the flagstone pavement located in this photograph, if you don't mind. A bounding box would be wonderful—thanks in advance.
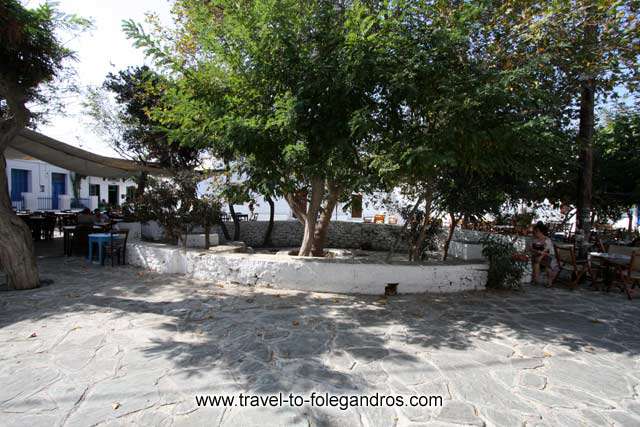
[1,257,639,426]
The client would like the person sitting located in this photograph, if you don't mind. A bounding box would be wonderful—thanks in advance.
[530,221,559,288]
[77,208,96,225]
[93,208,109,223]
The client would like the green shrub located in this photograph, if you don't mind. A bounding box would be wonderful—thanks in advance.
[481,236,528,290]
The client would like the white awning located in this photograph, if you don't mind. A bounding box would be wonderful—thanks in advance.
[6,129,169,178]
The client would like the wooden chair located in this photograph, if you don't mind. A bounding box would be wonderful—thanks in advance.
[101,229,129,266]
[72,225,93,257]
[608,244,635,257]
[618,251,639,300]
[586,236,607,288]
[42,213,57,240]
[554,244,588,289]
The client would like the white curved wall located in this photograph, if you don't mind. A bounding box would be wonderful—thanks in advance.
[127,242,487,295]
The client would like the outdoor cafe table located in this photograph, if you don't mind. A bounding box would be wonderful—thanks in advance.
[588,252,633,299]
[26,216,45,241]
[87,233,122,264]
[63,225,106,256]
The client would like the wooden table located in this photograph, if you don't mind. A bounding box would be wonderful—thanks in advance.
[27,216,45,241]
[589,252,633,299]
[63,225,106,256]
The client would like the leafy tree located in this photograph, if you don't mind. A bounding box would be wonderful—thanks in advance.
[124,0,388,256]
[0,0,90,290]
[370,1,568,260]
[85,66,201,195]
[593,108,640,228]
[496,0,640,236]
[129,170,222,248]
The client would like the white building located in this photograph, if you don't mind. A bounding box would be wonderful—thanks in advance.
[196,176,403,223]
[6,156,137,211]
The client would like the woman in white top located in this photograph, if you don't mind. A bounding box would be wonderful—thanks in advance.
[530,222,559,287]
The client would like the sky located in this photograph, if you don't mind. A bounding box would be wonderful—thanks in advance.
[24,0,172,157]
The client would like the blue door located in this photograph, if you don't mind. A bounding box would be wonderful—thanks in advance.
[10,169,29,204]
[51,173,66,210]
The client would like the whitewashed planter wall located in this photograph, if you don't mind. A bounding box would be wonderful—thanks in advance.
[115,222,142,242]
[127,242,487,295]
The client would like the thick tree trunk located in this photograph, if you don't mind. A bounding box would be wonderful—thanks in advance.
[204,206,211,249]
[386,195,424,263]
[0,152,40,290]
[218,215,231,241]
[228,203,240,241]
[628,209,633,233]
[442,212,458,261]
[298,178,324,256]
[1,80,40,289]
[410,191,434,262]
[135,172,147,198]
[311,182,341,256]
[576,78,595,236]
[262,195,275,247]
[284,178,325,256]
[575,23,597,241]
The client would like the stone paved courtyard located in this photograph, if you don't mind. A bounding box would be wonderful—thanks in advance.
[1,257,639,426]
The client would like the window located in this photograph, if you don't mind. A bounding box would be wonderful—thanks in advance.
[351,194,363,218]
[89,184,100,198]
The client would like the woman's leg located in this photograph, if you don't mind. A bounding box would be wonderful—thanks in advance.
[546,267,559,288]
[532,259,541,283]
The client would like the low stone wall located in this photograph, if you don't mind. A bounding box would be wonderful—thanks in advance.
[140,220,531,255]
[127,242,487,295]
[143,220,409,251]
[448,240,484,260]
[452,229,531,252]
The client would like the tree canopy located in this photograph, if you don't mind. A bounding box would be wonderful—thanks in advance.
[0,0,90,290]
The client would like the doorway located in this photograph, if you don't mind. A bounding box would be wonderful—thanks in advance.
[108,185,119,206]
[51,173,66,210]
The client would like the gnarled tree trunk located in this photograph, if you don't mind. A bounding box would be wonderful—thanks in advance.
[285,177,325,256]
[442,212,459,261]
[262,195,275,247]
[311,182,341,256]
[135,171,147,198]
[0,82,40,290]
[228,203,240,241]
[386,195,424,263]
[298,178,324,256]
[0,152,40,290]
[409,189,434,262]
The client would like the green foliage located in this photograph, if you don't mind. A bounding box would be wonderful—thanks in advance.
[498,0,640,96]
[126,171,221,243]
[593,108,640,221]
[367,1,570,223]
[124,0,388,197]
[0,0,91,123]
[85,66,200,170]
[481,236,528,290]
